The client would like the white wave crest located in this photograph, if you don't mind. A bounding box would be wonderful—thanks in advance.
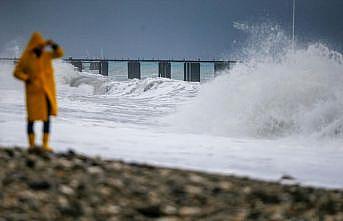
[54,62,198,99]
[168,42,343,138]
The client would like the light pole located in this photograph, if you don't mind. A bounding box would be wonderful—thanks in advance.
[292,0,296,50]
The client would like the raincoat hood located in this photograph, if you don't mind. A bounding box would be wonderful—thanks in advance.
[24,32,46,53]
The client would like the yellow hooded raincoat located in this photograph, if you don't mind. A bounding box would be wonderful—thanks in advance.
[13,32,64,121]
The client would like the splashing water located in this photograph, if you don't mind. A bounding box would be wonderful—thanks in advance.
[2,26,343,189]
[168,24,343,139]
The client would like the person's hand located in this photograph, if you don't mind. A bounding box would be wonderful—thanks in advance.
[46,39,58,50]
[46,39,54,46]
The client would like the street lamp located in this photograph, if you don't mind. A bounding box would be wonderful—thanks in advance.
[292,0,296,50]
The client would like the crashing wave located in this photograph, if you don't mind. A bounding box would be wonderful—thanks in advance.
[167,24,343,139]
[54,62,198,99]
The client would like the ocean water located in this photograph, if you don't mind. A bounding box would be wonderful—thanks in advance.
[1,24,343,188]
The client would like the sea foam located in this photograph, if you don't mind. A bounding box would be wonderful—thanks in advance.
[168,24,343,138]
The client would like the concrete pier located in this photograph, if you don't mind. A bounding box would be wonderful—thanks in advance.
[100,61,108,76]
[184,62,200,82]
[1,57,237,81]
[78,61,108,76]
[128,61,141,79]
[158,62,171,78]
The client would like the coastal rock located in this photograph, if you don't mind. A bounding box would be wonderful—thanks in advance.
[179,207,201,216]
[59,185,75,195]
[0,147,342,221]
[136,204,163,218]
[87,166,103,175]
[28,180,51,190]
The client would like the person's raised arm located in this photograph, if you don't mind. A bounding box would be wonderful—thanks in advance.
[46,40,64,59]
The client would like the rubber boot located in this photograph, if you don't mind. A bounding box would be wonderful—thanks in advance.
[42,133,53,152]
[28,133,35,149]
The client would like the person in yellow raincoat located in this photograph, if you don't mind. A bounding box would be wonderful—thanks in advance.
[13,32,64,152]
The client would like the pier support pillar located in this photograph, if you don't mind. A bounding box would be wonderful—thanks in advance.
[71,61,83,72]
[100,61,108,76]
[214,61,230,76]
[128,61,141,79]
[89,62,100,71]
[184,62,200,82]
[158,62,171,78]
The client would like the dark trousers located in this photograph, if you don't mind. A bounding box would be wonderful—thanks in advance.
[27,96,51,134]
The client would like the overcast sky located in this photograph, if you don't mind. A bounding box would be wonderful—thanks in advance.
[1,0,342,59]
